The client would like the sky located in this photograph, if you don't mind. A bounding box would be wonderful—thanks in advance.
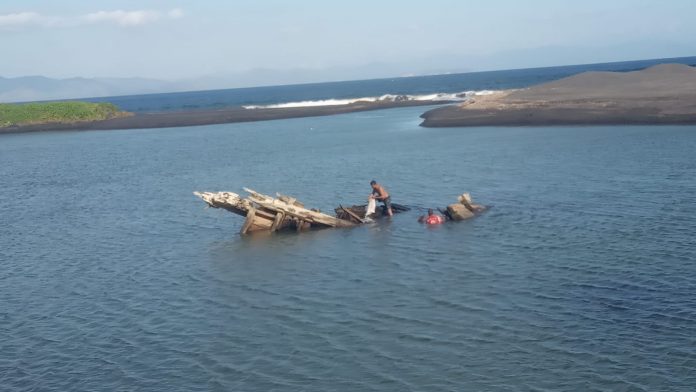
[1,0,695,82]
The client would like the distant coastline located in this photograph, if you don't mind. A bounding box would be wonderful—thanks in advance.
[3,62,696,134]
[0,99,453,134]
[420,64,696,127]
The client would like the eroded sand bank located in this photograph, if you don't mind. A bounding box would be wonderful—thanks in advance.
[420,64,696,127]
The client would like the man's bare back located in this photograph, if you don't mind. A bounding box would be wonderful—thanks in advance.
[370,180,393,216]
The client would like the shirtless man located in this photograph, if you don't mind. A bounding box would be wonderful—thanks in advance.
[370,180,393,216]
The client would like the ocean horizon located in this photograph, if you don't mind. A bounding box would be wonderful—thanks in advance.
[81,56,696,114]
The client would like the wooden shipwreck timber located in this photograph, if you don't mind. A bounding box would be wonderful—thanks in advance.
[194,188,410,234]
[194,188,486,235]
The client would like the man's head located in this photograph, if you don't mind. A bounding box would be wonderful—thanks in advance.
[428,209,434,216]
[370,180,377,189]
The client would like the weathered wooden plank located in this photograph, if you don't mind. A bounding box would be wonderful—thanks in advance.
[240,207,256,235]
[270,212,285,232]
[276,193,304,208]
[244,188,355,228]
[193,191,251,216]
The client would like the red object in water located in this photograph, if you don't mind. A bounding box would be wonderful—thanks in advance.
[425,215,445,225]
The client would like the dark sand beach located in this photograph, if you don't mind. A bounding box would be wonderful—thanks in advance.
[0,99,452,134]
[420,64,696,127]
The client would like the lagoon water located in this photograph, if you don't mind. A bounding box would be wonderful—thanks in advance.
[1,106,696,391]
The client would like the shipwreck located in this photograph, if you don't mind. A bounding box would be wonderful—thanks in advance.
[194,188,486,235]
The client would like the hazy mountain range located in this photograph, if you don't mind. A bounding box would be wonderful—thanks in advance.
[0,64,472,103]
[2,43,694,103]
[0,76,174,102]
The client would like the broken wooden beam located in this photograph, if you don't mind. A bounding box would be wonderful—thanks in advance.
[339,204,366,224]
[270,212,286,232]
[193,191,251,216]
[244,188,355,228]
[240,207,256,235]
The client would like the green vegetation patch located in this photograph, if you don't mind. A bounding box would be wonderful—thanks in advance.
[0,101,130,127]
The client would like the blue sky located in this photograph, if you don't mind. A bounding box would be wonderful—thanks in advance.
[1,0,694,81]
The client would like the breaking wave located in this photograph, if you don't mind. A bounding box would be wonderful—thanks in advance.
[243,90,498,109]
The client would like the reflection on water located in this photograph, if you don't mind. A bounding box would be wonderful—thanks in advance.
[1,108,695,391]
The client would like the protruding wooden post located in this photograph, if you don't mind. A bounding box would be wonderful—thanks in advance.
[339,205,366,224]
[296,220,305,232]
[270,212,285,232]
[240,207,256,235]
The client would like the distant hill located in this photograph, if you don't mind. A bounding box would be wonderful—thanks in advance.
[507,63,696,100]
[0,76,178,103]
[0,66,438,103]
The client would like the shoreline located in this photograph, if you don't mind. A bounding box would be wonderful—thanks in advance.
[4,63,696,134]
[420,64,696,127]
[420,97,696,127]
[0,100,453,134]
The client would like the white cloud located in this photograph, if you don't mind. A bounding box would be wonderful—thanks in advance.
[0,12,40,26]
[83,10,162,26]
[0,9,183,29]
[0,12,58,28]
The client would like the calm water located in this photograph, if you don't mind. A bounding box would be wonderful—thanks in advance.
[1,107,696,391]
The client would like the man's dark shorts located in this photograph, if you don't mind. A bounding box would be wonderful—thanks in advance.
[382,196,392,211]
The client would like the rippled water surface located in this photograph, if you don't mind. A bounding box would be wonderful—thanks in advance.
[1,108,696,391]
